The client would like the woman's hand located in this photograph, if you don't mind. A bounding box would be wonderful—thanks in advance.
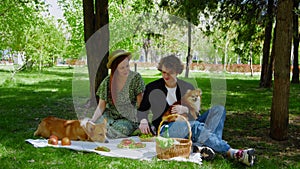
[91,99,106,123]
[139,119,151,134]
[90,117,96,123]
[171,105,189,115]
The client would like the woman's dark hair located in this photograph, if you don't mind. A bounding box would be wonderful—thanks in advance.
[110,55,129,77]
[109,55,129,105]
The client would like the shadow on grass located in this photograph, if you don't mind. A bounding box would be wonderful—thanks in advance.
[223,111,300,167]
[0,77,76,134]
[0,77,80,166]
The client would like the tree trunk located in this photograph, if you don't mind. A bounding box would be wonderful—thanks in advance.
[83,0,109,108]
[94,0,109,103]
[224,35,229,72]
[83,0,95,43]
[266,24,277,87]
[260,0,274,88]
[249,44,253,77]
[291,0,300,84]
[143,37,150,62]
[270,0,293,141]
[185,21,191,78]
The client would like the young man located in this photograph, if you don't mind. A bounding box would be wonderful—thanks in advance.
[137,55,255,166]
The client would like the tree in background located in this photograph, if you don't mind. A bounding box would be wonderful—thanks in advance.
[58,0,85,62]
[0,0,67,71]
[260,0,275,88]
[270,0,293,141]
[291,0,300,84]
[159,0,218,77]
[21,18,67,71]
[207,0,266,66]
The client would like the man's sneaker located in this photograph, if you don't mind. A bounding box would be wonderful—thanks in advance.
[193,145,216,161]
[235,148,255,166]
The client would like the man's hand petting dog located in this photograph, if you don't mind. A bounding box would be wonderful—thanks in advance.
[162,88,202,122]
[171,105,189,115]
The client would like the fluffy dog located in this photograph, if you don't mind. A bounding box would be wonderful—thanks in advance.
[162,88,202,122]
[34,116,107,142]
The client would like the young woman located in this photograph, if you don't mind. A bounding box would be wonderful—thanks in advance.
[91,49,145,138]
[137,55,255,166]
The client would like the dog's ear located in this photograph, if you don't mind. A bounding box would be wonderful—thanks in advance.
[86,122,95,132]
[195,88,202,96]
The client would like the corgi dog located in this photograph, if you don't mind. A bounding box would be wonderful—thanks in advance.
[162,88,202,122]
[34,116,107,143]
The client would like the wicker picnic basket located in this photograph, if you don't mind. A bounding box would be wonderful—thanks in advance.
[156,114,192,159]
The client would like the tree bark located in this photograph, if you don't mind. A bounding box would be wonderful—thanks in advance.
[270,0,293,141]
[249,44,253,77]
[291,0,300,84]
[143,37,150,62]
[185,21,191,78]
[94,0,109,103]
[259,0,274,88]
[83,0,109,108]
[266,24,277,87]
[83,0,95,42]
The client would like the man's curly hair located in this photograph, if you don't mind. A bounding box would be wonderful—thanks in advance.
[157,54,184,74]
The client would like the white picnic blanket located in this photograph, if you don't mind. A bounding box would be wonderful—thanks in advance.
[25,136,202,165]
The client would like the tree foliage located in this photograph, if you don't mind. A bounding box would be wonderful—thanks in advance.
[1,0,68,71]
[58,0,85,60]
[203,0,267,65]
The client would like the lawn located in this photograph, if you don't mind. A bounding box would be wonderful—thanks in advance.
[0,65,299,169]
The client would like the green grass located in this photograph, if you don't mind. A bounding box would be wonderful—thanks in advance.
[0,66,299,169]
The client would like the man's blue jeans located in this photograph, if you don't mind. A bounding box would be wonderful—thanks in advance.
[166,105,230,153]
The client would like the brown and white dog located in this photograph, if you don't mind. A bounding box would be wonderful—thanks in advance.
[162,88,202,122]
[34,116,107,143]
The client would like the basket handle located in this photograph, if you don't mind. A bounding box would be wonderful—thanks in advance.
[157,114,192,141]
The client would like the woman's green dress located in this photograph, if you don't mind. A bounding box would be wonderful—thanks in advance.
[96,71,145,138]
